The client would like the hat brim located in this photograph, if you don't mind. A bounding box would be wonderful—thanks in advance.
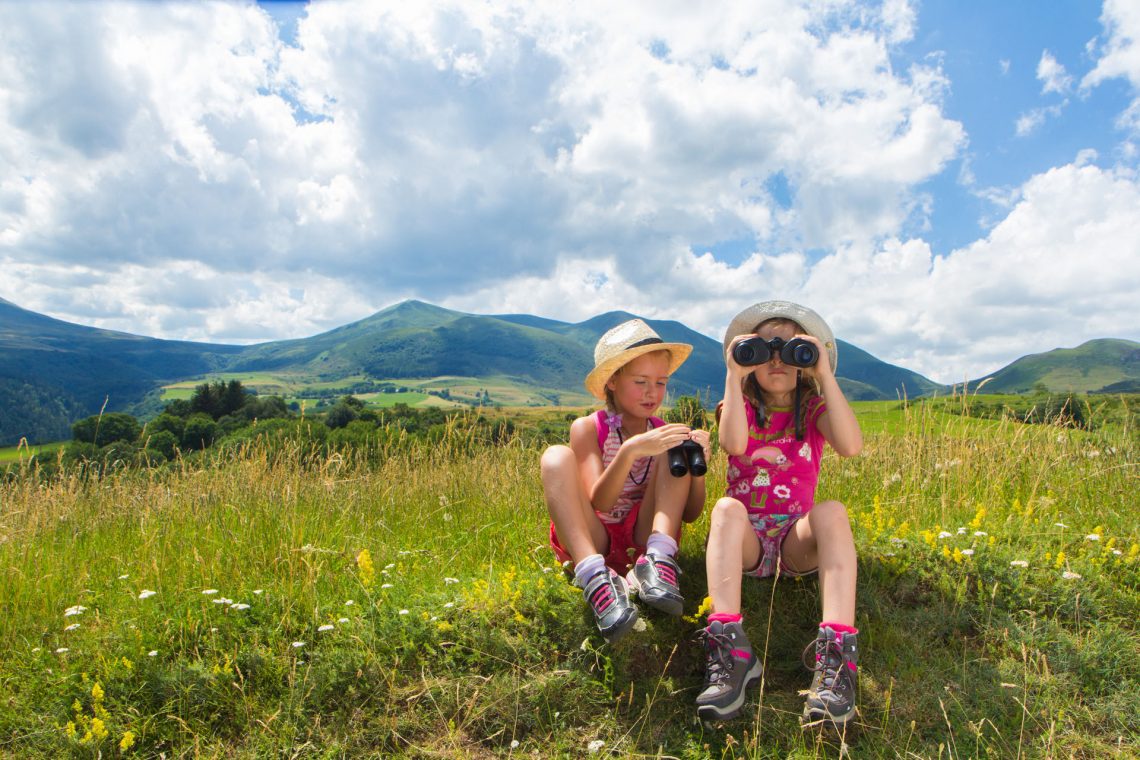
[584,342,693,400]
[722,301,838,371]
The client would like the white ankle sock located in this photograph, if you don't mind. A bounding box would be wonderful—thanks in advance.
[573,553,606,585]
[645,532,678,558]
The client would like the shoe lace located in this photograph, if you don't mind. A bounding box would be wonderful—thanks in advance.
[586,573,616,615]
[801,637,845,692]
[651,556,679,587]
[698,628,735,686]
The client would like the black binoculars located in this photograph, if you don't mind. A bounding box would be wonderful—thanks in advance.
[732,336,818,368]
[668,439,707,478]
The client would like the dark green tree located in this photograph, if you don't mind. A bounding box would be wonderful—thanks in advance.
[71,412,141,446]
[181,413,219,450]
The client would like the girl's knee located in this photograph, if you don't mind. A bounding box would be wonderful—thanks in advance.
[540,445,575,476]
[711,497,748,526]
[812,500,851,525]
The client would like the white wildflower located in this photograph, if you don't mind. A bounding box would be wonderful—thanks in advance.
[588,739,605,753]
[1010,560,1029,568]
[345,600,355,606]
[399,609,409,615]
[632,618,647,632]
[147,650,158,657]
[381,583,393,589]
[957,527,967,535]
[118,574,129,580]
[1062,571,1081,580]
[64,623,80,632]
[138,589,156,599]
[55,648,69,654]
[961,549,975,556]
[510,739,520,749]
[974,531,987,537]
[338,617,349,623]
[64,605,87,617]
[202,589,219,595]
[938,531,953,539]
[253,589,264,595]
[1112,549,1123,556]
[1085,534,1100,541]
[231,603,250,611]
[384,563,396,570]
[444,577,460,585]
[443,602,455,609]
[318,624,335,632]
[1054,522,1068,529]
[292,641,305,648]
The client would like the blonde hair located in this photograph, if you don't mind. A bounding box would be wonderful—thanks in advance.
[603,349,673,413]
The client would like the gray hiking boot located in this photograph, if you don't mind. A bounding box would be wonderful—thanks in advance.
[580,568,639,643]
[801,626,859,727]
[627,552,684,616]
[695,620,763,721]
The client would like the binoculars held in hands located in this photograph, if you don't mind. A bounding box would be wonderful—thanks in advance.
[732,336,819,368]
[668,439,707,478]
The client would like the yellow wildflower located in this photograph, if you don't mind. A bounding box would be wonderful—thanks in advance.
[357,548,376,590]
[91,682,104,704]
[119,730,136,752]
[90,717,108,742]
[64,721,77,741]
[1054,551,1066,569]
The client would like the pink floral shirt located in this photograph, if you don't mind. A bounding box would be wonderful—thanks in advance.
[725,397,827,518]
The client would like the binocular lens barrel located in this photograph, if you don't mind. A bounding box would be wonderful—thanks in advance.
[667,440,707,477]
[732,336,818,368]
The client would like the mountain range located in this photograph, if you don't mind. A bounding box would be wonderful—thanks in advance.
[1,296,1136,445]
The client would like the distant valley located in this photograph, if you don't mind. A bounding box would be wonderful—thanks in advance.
[1,296,1137,445]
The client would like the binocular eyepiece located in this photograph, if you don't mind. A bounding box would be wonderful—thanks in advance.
[732,336,818,368]
[668,439,707,478]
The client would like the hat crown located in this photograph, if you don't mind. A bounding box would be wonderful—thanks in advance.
[722,301,838,370]
[594,319,661,364]
[584,318,693,400]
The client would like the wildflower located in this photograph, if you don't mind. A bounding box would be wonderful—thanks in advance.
[1062,571,1081,580]
[961,549,975,556]
[1085,534,1100,542]
[345,600,355,606]
[138,589,156,599]
[952,547,964,564]
[1054,522,1068,529]
[1054,551,1066,569]
[381,583,394,589]
[357,549,376,589]
[633,618,647,632]
[938,531,953,539]
[1112,549,1123,556]
[1010,560,1029,568]
[318,624,334,632]
[588,739,606,753]
[444,577,460,584]
[957,527,967,535]
[292,641,305,648]
[64,605,87,617]
[974,531,987,537]
[202,589,219,595]
[56,647,69,654]
[399,609,409,615]
[253,589,264,595]
[91,682,104,702]
[443,602,454,609]
[90,717,108,741]
[511,739,520,749]
[147,651,158,657]
[231,603,250,611]
[119,731,136,752]
[384,563,396,570]
[64,623,80,632]
[338,617,349,623]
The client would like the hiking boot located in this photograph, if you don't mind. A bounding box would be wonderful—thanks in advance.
[695,620,763,721]
[580,568,638,643]
[801,626,859,727]
[627,552,684,616]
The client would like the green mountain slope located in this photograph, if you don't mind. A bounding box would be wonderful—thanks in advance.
[0,298,240,443]
[967,339,1140,394]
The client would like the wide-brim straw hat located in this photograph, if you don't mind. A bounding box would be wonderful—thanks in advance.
[722,301,838,371]
[584,319,693,400]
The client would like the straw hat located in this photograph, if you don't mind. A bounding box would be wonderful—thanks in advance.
[584,319,693,400]
[722,301,838,371]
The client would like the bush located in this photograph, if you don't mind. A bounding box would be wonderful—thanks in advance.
[71,412,141,446]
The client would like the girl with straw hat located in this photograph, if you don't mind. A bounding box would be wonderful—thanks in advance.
[541,318,710,643]
[694,301,863,729]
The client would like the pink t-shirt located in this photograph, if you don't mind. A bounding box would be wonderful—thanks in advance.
[724,397,827,517]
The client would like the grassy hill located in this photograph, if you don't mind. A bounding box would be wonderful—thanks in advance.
[967,338,1140,394]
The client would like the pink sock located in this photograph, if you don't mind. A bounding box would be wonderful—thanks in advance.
[708,612,743,624]
[820,621,858,634]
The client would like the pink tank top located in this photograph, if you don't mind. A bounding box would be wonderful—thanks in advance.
[594,409,663,524]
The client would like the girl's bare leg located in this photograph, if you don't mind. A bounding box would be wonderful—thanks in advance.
[633,454,690,547]
[780,500,857,625]
[541,445,608,564]
[705,497,762,614]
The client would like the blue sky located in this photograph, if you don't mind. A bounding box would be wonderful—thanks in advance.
[1,0,1138,383]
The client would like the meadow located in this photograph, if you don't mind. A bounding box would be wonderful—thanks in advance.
[0,400,1136,758]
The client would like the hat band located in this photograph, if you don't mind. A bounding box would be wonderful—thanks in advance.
[624,337,664,350]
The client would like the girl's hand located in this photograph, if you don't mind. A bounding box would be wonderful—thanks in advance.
[795,333,834,379]
[621,423,693,459]
[725,334,758,379]
[688,428,712,463]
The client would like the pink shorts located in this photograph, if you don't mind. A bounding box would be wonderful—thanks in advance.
[743,512,819,579]
[550,501,644,574]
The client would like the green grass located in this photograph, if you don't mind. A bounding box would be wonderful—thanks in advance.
[0,442,63,464]
[0,404,1136,757]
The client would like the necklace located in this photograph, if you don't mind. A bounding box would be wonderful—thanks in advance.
[615,419,654,485]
